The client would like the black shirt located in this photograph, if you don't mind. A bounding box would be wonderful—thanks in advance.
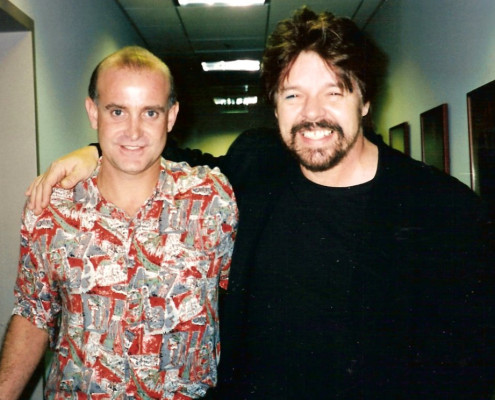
[245,165,373,398]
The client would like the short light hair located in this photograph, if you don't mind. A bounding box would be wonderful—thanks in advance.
[88,46,177,108]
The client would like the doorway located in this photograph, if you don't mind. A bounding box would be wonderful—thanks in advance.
[0,1,40,398]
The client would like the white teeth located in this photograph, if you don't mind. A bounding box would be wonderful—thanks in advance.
[123,145,141,150]
[301,130,332,139]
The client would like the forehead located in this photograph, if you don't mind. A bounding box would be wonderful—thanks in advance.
[97,66,170,98]
[281,51,340,87]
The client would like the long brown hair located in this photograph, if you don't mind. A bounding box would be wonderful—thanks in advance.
[262,7,387,107]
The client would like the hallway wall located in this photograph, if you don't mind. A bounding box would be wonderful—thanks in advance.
[368,0,495,186]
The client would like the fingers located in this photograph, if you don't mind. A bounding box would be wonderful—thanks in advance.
[26,174,52,215]
[24,146,99,215]
[26,175,44,214]
[25,161,70,215]
[25,175,40,197]
[59,169,83,190]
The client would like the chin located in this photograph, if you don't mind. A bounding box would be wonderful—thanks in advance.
[296,148,346,172]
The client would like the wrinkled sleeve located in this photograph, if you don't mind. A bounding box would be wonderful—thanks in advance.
[12,205,61,347]
[209,168,238,290]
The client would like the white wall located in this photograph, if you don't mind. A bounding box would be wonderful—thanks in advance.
[368,0,495,187]
[10,0,145,171]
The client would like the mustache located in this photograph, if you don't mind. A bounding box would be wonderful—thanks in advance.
[290,120,344,137]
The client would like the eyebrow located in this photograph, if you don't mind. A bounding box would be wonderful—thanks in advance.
[279,82,342,92]
[104,103,167,112]
[145,105,167,112]
[105,103,125,110]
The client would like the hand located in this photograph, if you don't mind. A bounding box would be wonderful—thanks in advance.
[25,146,99,215]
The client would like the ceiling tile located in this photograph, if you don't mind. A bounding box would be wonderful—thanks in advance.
[140,26,191,54]
[268,0,376,33]
[190,36,265,53]
[178,4,268,39]
[353,0,384,27]
[118,0,175,9]
[121,4,176,27]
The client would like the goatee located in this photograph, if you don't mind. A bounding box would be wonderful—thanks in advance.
[283,120,356,172]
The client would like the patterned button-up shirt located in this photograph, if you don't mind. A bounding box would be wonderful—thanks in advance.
[13,159,238,399]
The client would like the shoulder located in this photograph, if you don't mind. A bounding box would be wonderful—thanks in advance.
[163,158,230,184]
[161,160,238,229]
[376,141,483,220]
[223,127,291,187]
[380,142,473,194]
[227,127,284,158]
[162,159,235,199]
[22,186,75,233]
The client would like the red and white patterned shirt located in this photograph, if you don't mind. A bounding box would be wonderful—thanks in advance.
[13,159,238,399]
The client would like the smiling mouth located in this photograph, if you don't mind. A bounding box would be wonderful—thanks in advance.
[121,145,143,150]
[300,129,333,140]
[291,121,343,140]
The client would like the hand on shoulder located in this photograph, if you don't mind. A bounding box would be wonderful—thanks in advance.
[25,145,99,215]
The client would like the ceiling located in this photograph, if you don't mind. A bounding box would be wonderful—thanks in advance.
[115,0,384,140]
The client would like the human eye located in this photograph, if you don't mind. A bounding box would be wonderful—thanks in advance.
[287,89,303,100]
[145,110,158,118]
[143,107,165,120]
[281,90,300,102]
[110,108,124,117]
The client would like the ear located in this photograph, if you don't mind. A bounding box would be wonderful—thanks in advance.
[167,102,180,132]
[274,98,280,120]
[85,97,99,130]
[362,101,370,117]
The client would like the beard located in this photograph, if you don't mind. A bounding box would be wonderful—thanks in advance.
[282,120,359,172]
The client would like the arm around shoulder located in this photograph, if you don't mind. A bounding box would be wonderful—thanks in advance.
[26,145,99,215]
[0,315,48,400]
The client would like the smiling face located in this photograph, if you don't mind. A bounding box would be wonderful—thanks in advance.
[85,66,178,180]
[275,51,370,174]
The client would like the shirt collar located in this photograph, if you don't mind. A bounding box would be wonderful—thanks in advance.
[73,158,174,212]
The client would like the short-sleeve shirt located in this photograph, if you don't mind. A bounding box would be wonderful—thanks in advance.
[13,159,238,399]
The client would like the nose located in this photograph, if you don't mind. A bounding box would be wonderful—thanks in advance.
[301,95,326,122]
[127,114,143,140]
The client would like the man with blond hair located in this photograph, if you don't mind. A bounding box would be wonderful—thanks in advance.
[0,46,237,399]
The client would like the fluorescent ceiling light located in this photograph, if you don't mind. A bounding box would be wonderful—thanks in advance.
[202,60,260,72]
[178,0,265,6]
[214,96,258,106]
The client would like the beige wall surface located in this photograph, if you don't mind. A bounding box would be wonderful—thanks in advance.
[0,29,39,399]
[0,30,37,333]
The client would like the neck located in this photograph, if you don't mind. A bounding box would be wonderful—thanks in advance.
[301,135,378,187]
[97,162,161,217]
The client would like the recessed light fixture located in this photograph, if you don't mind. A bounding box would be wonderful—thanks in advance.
[213,96,258,106]
[178,0,266,6]
[202,60,260,72]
